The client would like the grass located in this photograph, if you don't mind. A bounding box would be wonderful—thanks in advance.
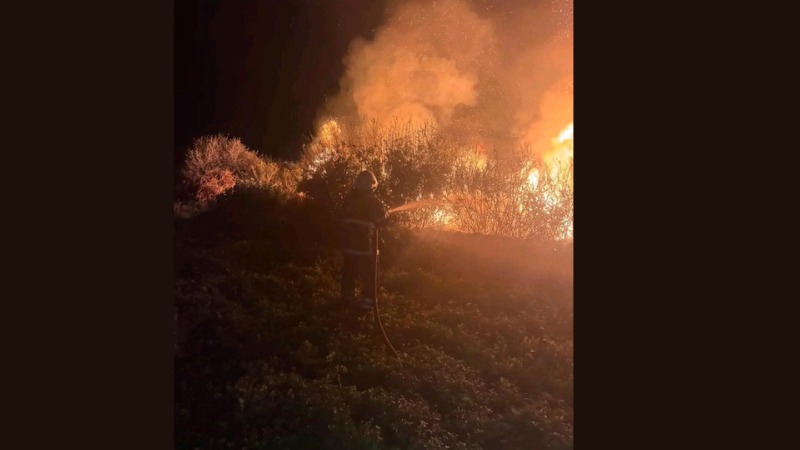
[174,198,573,449]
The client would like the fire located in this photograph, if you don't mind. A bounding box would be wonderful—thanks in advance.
[546,122,573,240]
[474,143,487,170]
[545,122,573,176]
[318,119,342,148]
[432,208,453,227]
[306,120,343,174]
[475,155,487,171]
[464,142,487,171]
[528,168,540,188]
[528,121,573,188]
[557,122,574,143]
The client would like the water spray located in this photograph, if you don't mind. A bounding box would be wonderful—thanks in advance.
[387,199,448,214]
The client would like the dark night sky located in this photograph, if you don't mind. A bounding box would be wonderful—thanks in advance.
[174,0,388,163]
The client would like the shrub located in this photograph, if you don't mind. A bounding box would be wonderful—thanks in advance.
[178,120,573,241]
[181,134,282,206]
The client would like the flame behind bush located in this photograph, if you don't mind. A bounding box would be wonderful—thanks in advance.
[177,120,572,240]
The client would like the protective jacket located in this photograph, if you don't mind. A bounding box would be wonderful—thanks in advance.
[337,189,388,255]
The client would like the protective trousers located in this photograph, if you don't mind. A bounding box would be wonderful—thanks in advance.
[341,253,376,305]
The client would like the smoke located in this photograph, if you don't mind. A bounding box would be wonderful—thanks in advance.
[320,0,573,159]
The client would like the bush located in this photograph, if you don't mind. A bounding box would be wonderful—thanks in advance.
[181,134,286,206]
[178,120,573,242]
[296,119,573,240]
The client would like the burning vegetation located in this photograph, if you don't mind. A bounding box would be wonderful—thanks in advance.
[178,117,573,241]
[177,0,573,241]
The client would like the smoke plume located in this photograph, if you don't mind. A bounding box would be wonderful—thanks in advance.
[320,0,573,159]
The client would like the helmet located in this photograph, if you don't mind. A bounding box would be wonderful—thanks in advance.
[353,170,378,191]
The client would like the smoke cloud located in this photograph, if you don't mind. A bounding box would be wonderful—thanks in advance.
[320,0,573,159]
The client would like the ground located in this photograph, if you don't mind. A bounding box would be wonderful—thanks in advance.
[174,205,573,449]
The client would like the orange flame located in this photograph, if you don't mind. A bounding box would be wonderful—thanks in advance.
[525,121,573,190]
[318,119,342,148]
[307,119,343,173]
[464,142,487,171]
[545,122,573,178]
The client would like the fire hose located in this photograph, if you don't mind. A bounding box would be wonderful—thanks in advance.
[373,226,401,359]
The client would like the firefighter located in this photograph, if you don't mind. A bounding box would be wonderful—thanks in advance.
[337,170,389,310]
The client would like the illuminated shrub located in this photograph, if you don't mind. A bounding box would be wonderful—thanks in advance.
[297,120,573,241]
[178,122,573,241]
[181,134,283,206]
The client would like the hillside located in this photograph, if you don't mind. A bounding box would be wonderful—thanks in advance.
[174,202,573,449]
